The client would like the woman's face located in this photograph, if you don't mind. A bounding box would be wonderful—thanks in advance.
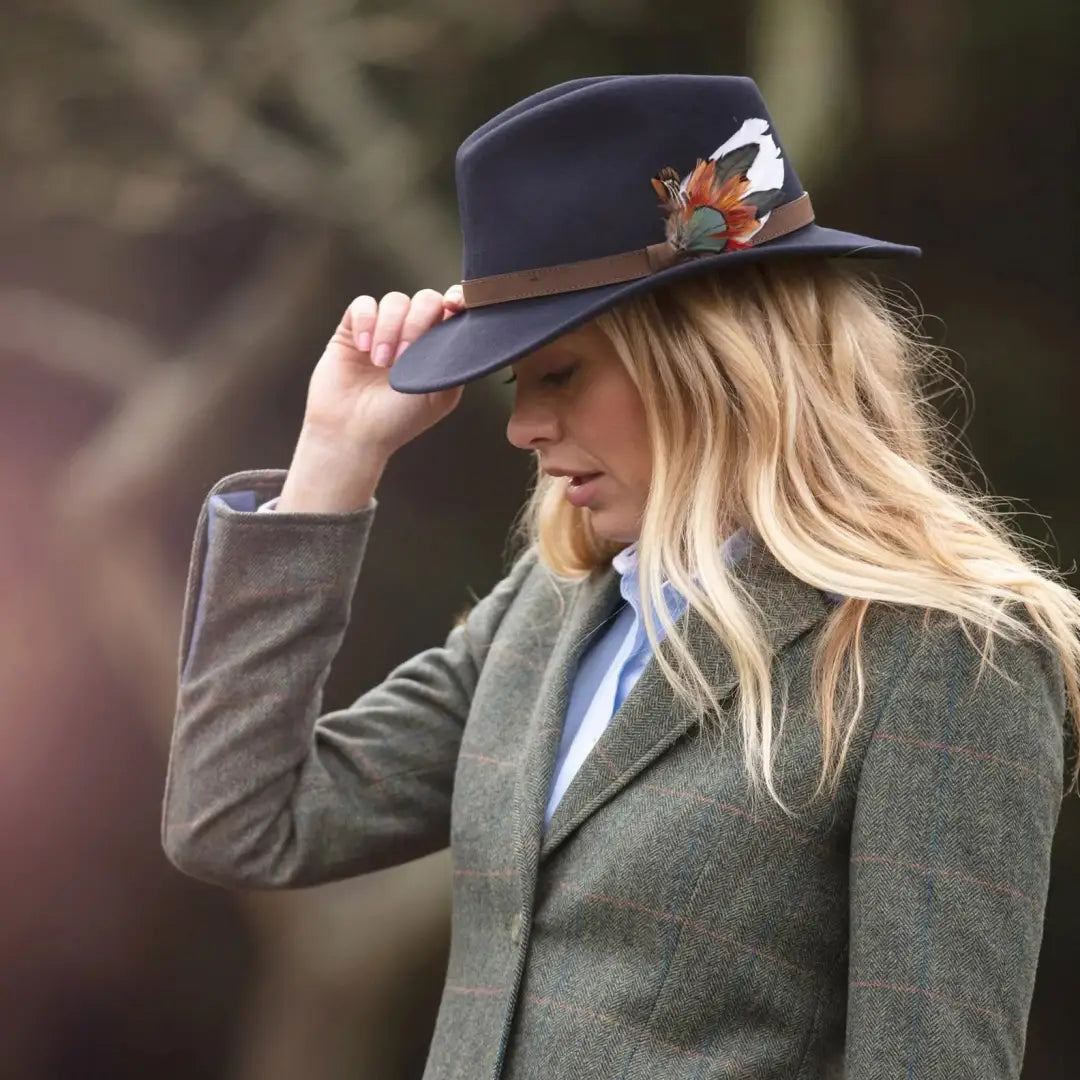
[505,322,652,543]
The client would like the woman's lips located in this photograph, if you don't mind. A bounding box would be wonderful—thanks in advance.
[565,472,603,507]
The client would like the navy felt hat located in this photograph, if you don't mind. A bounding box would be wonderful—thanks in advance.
[389,74,921,394]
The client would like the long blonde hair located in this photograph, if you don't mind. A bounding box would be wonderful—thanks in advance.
[512,257,1080,810]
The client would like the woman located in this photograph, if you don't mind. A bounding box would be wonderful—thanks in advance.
[164,75,1080,1079]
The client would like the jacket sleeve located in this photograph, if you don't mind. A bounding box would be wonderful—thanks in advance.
[162,468,537,889]
[844,615,1067,1078]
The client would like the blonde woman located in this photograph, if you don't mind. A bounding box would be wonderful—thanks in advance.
[163,76,1080,1079]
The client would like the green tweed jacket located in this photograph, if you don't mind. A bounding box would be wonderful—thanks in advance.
[163,468,1069,1080]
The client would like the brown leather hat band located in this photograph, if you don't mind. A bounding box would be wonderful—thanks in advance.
[461,192,814,308]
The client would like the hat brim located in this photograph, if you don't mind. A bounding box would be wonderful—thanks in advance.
[388,224,921,393]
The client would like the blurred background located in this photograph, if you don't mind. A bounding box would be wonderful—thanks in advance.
[1,0,1077,1077]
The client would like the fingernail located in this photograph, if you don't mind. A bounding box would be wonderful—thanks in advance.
[373,343,392,366]
[357,331,372,353]
[395,340,410,359]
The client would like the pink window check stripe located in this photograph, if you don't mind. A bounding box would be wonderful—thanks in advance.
[457,751,831,857]
[458,751,517,767]
[872,732,1057,790]
[444,985,758,1079]
[526,994,758,1079]
[445,984,505,997]
[444,871,814,975]
[853,853,1041,906]
[643,782,831,855]
[551,880,812,977]
[224,584,342,603]
[851,979,1024,1036]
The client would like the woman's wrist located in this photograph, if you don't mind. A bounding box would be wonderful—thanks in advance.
[276,426,389,513]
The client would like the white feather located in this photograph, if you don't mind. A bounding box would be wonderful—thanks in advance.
[698,117,786,228]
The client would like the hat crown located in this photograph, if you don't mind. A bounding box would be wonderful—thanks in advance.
[454,75,805,280]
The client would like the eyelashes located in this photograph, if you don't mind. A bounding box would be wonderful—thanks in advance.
[501,365,576,387]
[545,365,577,386]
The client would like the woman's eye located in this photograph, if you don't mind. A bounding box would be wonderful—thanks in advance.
[541,365,576,386]
[501,363,576,387]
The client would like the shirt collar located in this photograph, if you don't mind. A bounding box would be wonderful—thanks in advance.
[613,531,845,624]
[611,528,754,625]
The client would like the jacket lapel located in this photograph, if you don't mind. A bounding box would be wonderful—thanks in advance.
[530,535,834,865]
[512,563,623,900]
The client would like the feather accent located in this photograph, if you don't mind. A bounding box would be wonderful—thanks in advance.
[707,142,759,188]
[740,188,784,215]
[650,166,683,207]
[651,126,786,256]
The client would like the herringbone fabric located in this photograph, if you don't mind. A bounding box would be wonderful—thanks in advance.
[164,469,1068,1079]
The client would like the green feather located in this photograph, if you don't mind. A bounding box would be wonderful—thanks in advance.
[741,187,784,214]
[709,143,759,187]
[682,207,730,252]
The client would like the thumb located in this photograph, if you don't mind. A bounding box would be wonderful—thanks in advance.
[442,283,465,320]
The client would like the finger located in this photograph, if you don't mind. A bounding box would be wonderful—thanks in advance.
[442,283,465,321]
[397,289,447,358]
[342,295,378,354]
[370,291,411,367]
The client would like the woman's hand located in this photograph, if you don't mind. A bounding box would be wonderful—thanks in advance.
[278,285,465,513]
[304,284,465,458]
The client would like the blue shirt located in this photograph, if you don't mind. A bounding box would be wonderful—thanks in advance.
[543,529,753,827]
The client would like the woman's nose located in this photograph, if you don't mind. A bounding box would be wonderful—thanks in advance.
[506,394,560,449]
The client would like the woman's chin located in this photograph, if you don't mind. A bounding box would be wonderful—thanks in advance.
[587,509,639,545]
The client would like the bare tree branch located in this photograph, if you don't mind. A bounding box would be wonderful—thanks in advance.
[65,0,462,286]
[66,0,346,214]
[0,289,158,393]
[50,228,335,717]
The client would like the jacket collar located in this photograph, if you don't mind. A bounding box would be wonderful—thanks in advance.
[513,531,835,877]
